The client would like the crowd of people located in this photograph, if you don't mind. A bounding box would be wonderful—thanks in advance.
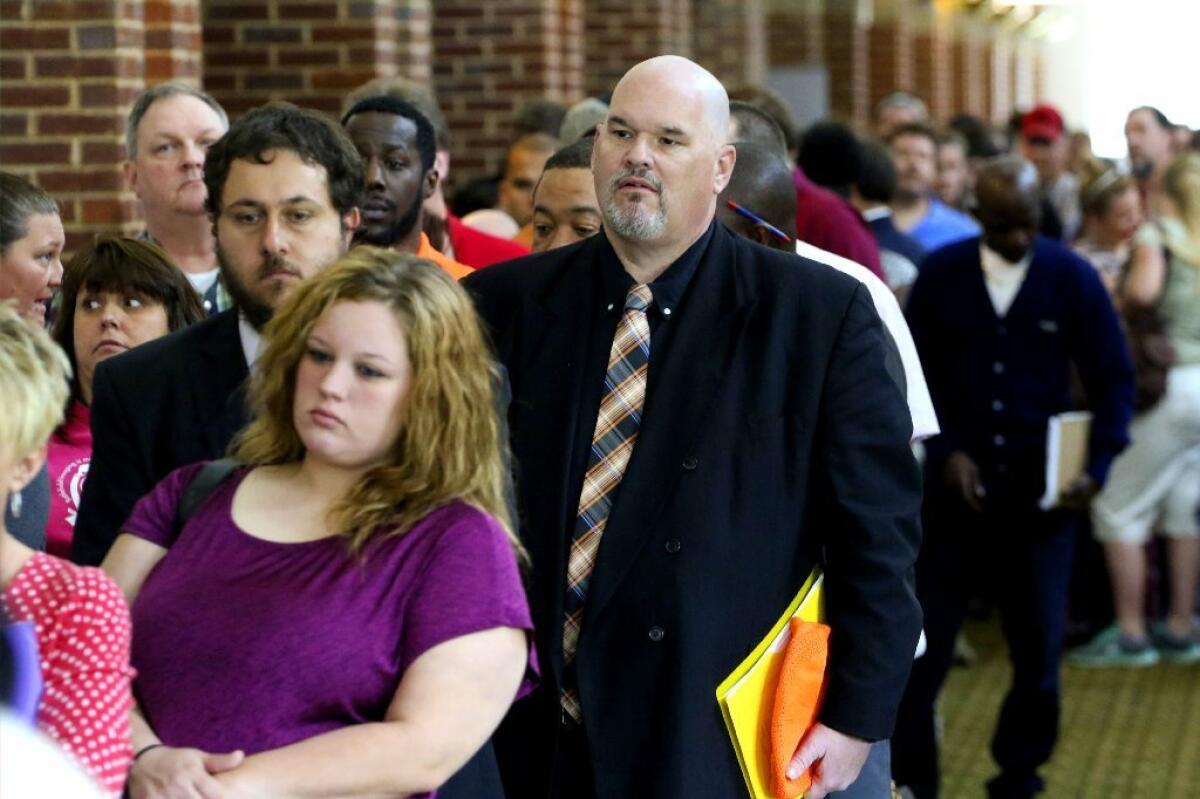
[0,52,1197,799]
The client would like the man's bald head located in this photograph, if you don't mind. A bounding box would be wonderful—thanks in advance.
[611,56,731,147]
[716,142,797,251]
[594,56,737,261]
[974,156,1041,263]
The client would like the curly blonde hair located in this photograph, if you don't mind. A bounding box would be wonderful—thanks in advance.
[230,248,521,559]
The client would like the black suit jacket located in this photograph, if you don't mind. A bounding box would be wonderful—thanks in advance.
[72,310,249,566]
[71,308,505,798]
[465,224,924,799]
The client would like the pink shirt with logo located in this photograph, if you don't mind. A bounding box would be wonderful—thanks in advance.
[46,401,92,558]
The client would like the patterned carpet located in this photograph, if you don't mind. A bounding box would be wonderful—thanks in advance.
[938,619,1200,798]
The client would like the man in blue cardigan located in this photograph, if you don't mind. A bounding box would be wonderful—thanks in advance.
[892,157,1134,799]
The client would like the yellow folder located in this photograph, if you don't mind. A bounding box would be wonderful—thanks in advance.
[716,569,826,799]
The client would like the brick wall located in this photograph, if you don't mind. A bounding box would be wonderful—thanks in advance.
[145,0,202,81]
[202,0,430,117]
[824,8,869,130]
[767,0,822,69]
[0,0,149,252]
[693,0,767,92]
[583,0,691,99]
[868,18,915,122]
[431,0,584,185]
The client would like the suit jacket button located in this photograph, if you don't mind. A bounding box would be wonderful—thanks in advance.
[648,626,665,642]
[682,456,698,470]
[665,539,681,553]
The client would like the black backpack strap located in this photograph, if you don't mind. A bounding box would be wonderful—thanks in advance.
[174,459,239,535]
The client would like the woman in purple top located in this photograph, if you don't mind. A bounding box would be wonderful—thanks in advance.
[102,249,536,798]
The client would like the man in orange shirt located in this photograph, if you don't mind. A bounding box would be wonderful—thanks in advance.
[341,96,472,280]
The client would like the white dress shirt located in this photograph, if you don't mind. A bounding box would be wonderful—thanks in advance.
[238,313,263,370]
[795,239,940,442]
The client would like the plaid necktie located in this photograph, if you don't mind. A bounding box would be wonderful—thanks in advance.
[561,283,653,723]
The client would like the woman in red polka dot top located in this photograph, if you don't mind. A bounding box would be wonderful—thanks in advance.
[0,305,135,798]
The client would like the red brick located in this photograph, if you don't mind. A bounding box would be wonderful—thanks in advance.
[0,113,29,136]
[146,28,198,50]
[0,142,72,166]
[278,48,341,66]
[278,3,340,19]
[244,74,305,91]
[0,0,24,17]
[310,69,377,90]
[311,25,375,43]
[146,53,179,81]
[38,168,124,193]
[144,0,198,24]
[204,48,271,67]
[0,26,72,49]
[31,1,116,21]
[293,95,342,114]
[204,3,269,20]
[77,24,118,49]
[216,96,261,114]
[82,198,137,224]
[37,113,124,135]
[0,85,71,107]
[242,26,304,44]
[203,74,236,92]
[35,55,123,78]
[202,25,235,45]
[82,141,127,163]
[0,57,26,79]
[80,83,142,108]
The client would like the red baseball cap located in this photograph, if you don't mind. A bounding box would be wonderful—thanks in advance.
[1021,104,1064,143]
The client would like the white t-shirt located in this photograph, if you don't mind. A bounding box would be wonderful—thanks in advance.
[795,239,940,442]
[979,243,1032,318]
[185,267,221,296]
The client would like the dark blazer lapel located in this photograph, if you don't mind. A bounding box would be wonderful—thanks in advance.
[195,310,251,455]
[518,236,605,535]
[583,225,756,625]
[510,239,602,686]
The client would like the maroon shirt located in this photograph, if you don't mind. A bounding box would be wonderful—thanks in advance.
[792,166,884,279]
[125,463,536,797]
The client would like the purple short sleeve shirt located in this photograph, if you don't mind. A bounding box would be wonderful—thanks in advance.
[124,463,536,770]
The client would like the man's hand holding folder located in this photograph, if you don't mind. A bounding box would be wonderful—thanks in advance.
[782,721,872,799]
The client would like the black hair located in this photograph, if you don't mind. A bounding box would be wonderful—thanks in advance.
[543,137,594,172]
[729,101,788,160]
[203,102,364,218]
[341,96,437,173]
[798,121,860,196]
[855,139,898,204]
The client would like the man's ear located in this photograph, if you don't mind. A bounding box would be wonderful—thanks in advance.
[749,224,776,249]
[435,150,451,184]
[422,169,437,201]
[7,445,48,497]
[123,160,139,196]
[341,207,361,247]
[713,143,737,195]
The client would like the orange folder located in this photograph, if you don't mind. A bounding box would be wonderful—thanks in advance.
[769,619,831,798]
